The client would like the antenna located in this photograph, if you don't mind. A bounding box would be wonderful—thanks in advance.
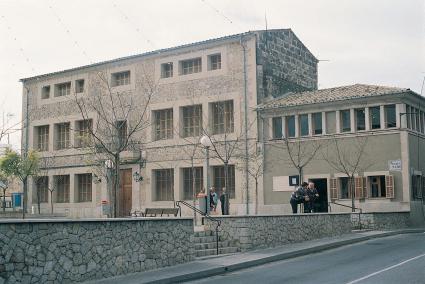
[265,10,268,31]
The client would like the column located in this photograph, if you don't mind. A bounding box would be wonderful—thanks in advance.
[294,115,299,137]
[350,109,355,133]
[281,116,286,138]
[397,103,406,128]
[308,113,313,136]
[380,105,386,129]
[322,112,327,134]
[336,110,341,134]
[365,107,370,131]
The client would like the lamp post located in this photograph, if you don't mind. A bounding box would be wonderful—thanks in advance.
[200,135,212,215]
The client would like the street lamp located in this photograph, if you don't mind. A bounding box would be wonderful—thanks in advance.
[200,135,212,215]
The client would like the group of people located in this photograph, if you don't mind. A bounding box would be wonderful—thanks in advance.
[290,182,319,213]
[209,187,229,215]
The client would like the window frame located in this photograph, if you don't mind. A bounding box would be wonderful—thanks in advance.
[211,100,234,135]
[312,112,322,135]
[55,175,70,203]
[111,71,131,87]
[182,105,202,138]
[384,104,397,128]
[55,122,70,150]
[77,173,92,203]
[340,110,351,132]
[208,54,221,71]
[161,62,173,78]
[299,114,309,137]
[212,165,235,199]
[286,115,296,138]
[355,108,366,131]
[182,167,203,200]
[272,117,283,139]
[180,58,202,75]
[36,125,49,152]
[54,82,71,97]
[154,109,173,140]
[154,169,174,201]
[369,106,381,130]
[75,79,85,93]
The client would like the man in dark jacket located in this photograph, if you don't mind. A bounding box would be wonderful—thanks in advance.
[304,182,319,213]
[290,182,308,214]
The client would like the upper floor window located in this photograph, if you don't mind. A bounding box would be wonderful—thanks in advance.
[211,100,234,134]
[75,119,93,148]
[355,108,365,131]
[154,109,173,140]
[55,122,70,150]
[180,58,202,75]
[77,173,92,202]
[286,115,295,138]
[312,113,322,135]
[115,120,127,147]
[369,106,381,129]
[208,54,221,70]
[182,105,202,138]
[75,79,85,93]
[36,125,49,152]
[340,110,351,132]
[406,105,412,129]
[112,71,130,87]
[299,114,309,136]
[161,62,173,78]
[54,82,71,97]
[325,111,336,134]
[272,117,283,139]
[41,86,50,99]
[384,104,396,128]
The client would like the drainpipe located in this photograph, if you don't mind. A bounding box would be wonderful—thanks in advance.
[23,85,30,219]
[240,36,249,215]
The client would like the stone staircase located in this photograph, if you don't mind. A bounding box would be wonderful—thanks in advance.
[193,230,239,258]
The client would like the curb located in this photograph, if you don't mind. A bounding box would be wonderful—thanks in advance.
[144,228,425,284]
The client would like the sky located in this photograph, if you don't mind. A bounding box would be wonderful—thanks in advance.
[0,0,424,150]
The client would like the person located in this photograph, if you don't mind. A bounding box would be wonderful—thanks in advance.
[305,182,319,213]
[290,182,308,214]
[210,187,218,212]
[220,188,229,215]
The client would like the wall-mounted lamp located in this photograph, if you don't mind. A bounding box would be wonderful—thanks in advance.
[133,171,143,182]
[93,174,102,184]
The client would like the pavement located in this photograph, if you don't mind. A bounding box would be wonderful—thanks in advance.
[85,228,425,284]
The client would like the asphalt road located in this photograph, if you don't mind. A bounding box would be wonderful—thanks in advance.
[186,233,425,284]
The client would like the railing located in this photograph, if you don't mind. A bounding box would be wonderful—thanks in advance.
[328,201,363,230]
[175,200,221,255]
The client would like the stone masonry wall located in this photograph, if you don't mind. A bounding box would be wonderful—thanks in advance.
[0,218,194,283]
[351,212,410,230]
[204,213,351,252]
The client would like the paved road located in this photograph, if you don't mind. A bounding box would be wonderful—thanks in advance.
[186,233,425,284]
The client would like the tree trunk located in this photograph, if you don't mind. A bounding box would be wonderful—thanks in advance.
[2,188,6,212]
[50,190,54,214]
[350,176,355,212]
[113,155,120,218]
[255,178,258,215]
[191,157,197,225]
[224,161,229,194]
[298,167,303,185]
[37,187,41,214]
[22,177,28,219]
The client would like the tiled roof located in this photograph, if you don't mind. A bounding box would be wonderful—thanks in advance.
[257,84,411,110]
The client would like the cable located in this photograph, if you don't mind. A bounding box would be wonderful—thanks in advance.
[199,0,245,31]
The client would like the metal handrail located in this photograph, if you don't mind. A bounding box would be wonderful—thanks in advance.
[175,200,221,255]
[328,201,362,230]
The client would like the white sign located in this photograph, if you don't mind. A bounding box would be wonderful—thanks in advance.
[272,176,293,192]
[388,159,402,171]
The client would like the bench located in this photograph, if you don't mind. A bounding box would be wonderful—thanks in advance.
[131,208,180,217]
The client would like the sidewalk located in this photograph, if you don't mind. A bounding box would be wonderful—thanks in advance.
[84,228,424,284]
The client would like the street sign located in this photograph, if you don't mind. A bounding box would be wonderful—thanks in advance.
[289,175,299,186]
[388,159,402,171]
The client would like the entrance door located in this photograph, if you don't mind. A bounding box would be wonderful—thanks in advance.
[119,169,132,217]
[309,178,328,212]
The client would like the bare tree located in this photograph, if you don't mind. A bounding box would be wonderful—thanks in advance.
[73,70,156,217]
[322,136,373,211]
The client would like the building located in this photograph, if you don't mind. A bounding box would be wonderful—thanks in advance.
[257,84,425,225]
[20,29,318,218]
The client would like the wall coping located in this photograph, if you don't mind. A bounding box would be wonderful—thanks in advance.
[357,211,410,214]
[0,217,193,224]
[205,213,353,219]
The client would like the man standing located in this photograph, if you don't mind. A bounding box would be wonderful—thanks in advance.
[290,182,308,214]
[305,182,319,213]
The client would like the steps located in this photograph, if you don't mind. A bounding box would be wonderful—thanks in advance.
[193,230,239,258]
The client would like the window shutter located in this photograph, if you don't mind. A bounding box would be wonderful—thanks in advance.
[355,177,364,199]
[419,176,424,199]
[330,178,338,200]
[363,177,368,198]
[385,175,394,199]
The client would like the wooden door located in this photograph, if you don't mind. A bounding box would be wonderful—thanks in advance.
[119,169,132,217]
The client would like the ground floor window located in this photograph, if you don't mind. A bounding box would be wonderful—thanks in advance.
[412,175,423,199]
[339,177,350,199]
[212,165,235,199]
[154,169,174,201]
[369,175,386,198]
[35,176,49,203]
[55,175,70,203]
[77,173,92,202]
[182,167,203,200]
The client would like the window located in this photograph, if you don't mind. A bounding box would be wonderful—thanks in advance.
[312,113,322,135]
[355,108,365,131]
[55,123,70,150]
[182,105,202,138]
[339,177,350,199]
[212,165,235,199]
[406,105,411,129]
[412,175,423,199]
[154,109,173,140]
[75,119,92,148]
[384,104,396,128]
[55,175,70,203]
[421,111,425,133]
[208,54,221,70]
[272,117,283,139]
[370,106,381,129]
[75,79,84,93]
[368,175,386,198]
[325,112,336,134]
[299,114,309,136]
[340,110,351,132]
[112,71,130,86]
[115,120,127,148]
[415,108,420,132]
[286,115,295,138]
[35,176,49,203]
[182,167,203,200]
[181,58,202,75]
[212,100,234,134]
[55,82,71,97]
[154,169,174,201]
[161,62,173,78]
[36,125,49,151]
[41,86,50,99]
[77,173,92,202]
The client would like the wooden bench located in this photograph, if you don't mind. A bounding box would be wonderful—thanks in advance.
[131,208,179,217]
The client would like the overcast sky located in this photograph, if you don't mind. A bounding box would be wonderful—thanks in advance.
[1,0,424,150]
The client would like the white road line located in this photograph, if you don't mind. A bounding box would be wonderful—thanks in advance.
[345,253,425,284]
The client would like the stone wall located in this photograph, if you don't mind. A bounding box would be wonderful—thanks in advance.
[0,218,194,283]
[204,213,351,252]
[351,212,410,230]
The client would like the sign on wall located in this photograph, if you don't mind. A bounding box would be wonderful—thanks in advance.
[272,176,294,192]
[388,159,402,171]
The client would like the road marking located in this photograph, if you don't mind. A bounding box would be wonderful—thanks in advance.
[346,253,425,284]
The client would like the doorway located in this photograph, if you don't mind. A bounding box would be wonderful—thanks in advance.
[119,169,132,217]
[309,178,328,212]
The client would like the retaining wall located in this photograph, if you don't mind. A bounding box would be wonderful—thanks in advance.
[351,212,410,230]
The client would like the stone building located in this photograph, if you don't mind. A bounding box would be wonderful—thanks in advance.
[257,84,425,225]
[20,29,318,218]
